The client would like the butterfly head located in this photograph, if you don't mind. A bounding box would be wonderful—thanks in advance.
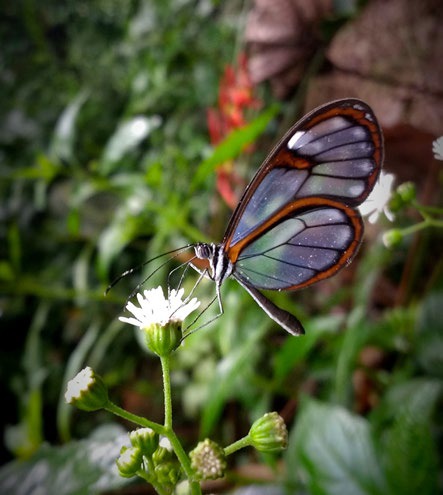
[194,242,215,261]
[194,242,233,285]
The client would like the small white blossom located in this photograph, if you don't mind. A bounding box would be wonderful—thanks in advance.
[359,172,395,224]
[119,286,200,328]
[64,366,108,410]
[159,436,173,450]
[65,366,95,404]
[432,136,443,161]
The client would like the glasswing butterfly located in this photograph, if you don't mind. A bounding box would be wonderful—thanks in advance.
[192,98,383,336]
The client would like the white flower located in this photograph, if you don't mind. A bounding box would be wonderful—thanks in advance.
[359,172,395,224]
[432,136,443,161]
[65,366,108,410]
[65,366,95,403]
[119,286,201,328]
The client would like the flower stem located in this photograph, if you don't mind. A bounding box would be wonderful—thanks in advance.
[399,218,443,238]
[224,436,251,456]
[104,401,164,436]
[413,201,443,216]
[160,355,202,495]
[138,469,169,495]
[160,356,172,430]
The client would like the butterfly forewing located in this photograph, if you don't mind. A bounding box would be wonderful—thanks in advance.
[223,99,382,253]
[222,99,382,292]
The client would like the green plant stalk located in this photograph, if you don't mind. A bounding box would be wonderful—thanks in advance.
[104,401,164,435]
[397,218,443,237]
[224,436,251,456]
[414,201,443,216]
[161,356,173,430]
[137,469,168,495]
[160,355,202,495]
[106,401,201,494]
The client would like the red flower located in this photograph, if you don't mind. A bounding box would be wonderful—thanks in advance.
[207,53,262,208]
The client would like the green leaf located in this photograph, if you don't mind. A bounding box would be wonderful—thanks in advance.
[376,378,441,495]
[273,314,343,384]
[383,409,439,495]
[49,90,89,163]
[0,425,130,495]
[375,378,442,425]
[191,104,280,190]
[287,398,388,495]
[96,185,152,279]
[100,115,162,175]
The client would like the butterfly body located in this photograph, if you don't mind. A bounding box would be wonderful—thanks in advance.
[193,98,383,335]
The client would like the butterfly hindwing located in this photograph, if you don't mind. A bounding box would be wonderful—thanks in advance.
[232,199,362,290]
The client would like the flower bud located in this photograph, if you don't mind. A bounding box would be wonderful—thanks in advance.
[154,461,181,486]
[116,446,143,478]
[383,229,403,248]
[130,428,159,457]
[152,445,174,465]
[389,182,416,212]
[64,367,108,411]
[143,321,182,357]
[190,439,227,481]
[248,412,288,453]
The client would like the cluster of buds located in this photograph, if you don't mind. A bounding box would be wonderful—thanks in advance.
[66,287,289,491]
[189,412,288,481]
[383,182,417,248]
[116,430,180,489]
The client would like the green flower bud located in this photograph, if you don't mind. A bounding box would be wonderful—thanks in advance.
[130,428,159,456]
[389,182,416,212]
[190,439,227,481]
[248,412,288,453]
[64,367,108,411]
[152,441,174,465]
[143,321,182,357]
[383,229,403,248]
[154,461,181,486]
[116,446,143,478]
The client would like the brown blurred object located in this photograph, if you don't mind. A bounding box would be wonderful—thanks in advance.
[313,0,443,136]
[353,346,386,414]
[245,0,332,99]
[246,0,443,193]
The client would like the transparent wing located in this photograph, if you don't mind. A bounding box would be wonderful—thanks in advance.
[231,199,362,290]
[224,99,383,249]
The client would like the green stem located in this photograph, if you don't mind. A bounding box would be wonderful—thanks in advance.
[413,201,443,216]
[224,436,251,456]
[137,469,168,495]
[398,218,443,238]
[159,355,202,494]
[104,401,165,436]
[160,356,173,430]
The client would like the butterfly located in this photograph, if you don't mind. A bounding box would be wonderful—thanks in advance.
[192,98,383,336]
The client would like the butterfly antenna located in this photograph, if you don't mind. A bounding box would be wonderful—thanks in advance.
[125,248,196,302]
[106,244,193,295]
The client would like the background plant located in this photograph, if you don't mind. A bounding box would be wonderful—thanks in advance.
[1,1,442,494]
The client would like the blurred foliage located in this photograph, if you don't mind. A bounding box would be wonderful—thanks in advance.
[1,0,442,494]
